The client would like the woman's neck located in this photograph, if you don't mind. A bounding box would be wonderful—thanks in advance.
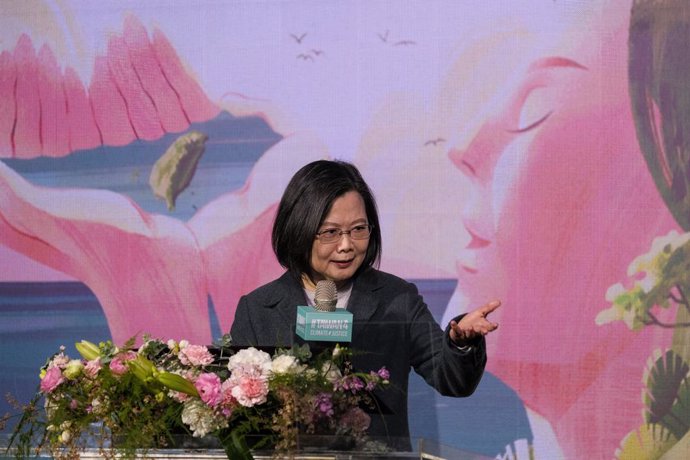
[301,274,350,291]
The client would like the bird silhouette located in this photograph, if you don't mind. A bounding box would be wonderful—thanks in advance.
[290,33,307,44]
[424,138,446,147]
[377,30,389,43]
[297,53,314,61]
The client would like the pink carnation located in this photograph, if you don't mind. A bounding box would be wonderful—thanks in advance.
[179,345,214,367]
[169,391,190,403]
[51,353,69,369]
[220,380,238,416]
[40,366,65,393]
[195,372,222,407]
[84,358,102,378]
[109,351,136,376]
[230,375,269,407]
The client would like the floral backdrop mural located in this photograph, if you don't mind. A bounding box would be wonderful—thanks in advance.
[1,0,689,458]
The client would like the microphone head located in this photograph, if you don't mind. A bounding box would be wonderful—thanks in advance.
[314,280,337,312]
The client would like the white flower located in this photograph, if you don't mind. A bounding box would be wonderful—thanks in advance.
[628,230,690,276]
[227,348,272,376]
[63,359,84,379]
[636,272,657,294]
[604,283,625,303]
[181,399,227,437]
[60,430,71,443]
[332,344,342,358]
[50,353,69,369]
[271,355,301,375]
[179,340,190,349]
[321,361,342,383]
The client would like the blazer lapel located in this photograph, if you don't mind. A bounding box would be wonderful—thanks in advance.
[268,272,308,329]
[268,270,383,344]
[348,268,382,324]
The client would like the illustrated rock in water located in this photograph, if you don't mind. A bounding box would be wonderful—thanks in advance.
[149,131,208,210]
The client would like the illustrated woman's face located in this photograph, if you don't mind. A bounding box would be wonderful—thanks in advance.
[448,19,677,363]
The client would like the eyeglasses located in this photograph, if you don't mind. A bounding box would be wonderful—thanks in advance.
[315,224,373,244]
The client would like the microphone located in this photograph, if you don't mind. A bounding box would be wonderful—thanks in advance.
[296,280,353,342]
[314,280,337,312]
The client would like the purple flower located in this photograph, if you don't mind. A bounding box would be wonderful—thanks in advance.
[377,367,390,380]
[337,375,365,393]
[40,366,65,393]
[314,393,334,418]
[366,378,376,391]
[195,372,222,407]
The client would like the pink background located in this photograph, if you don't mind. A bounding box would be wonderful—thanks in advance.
[1,1,686,458]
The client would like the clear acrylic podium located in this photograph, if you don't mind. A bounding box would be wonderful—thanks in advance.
[1,434,493,460]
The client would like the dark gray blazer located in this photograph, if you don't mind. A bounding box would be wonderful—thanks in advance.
[230,268,487,450]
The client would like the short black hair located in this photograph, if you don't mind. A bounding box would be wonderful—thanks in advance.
[272,159,382,282]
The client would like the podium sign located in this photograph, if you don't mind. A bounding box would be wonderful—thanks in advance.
[296,306,353,342]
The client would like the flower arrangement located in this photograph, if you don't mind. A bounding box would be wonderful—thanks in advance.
[6,335,390,460]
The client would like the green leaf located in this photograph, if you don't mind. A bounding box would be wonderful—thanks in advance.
[128,356,156,382]
[643,349,690,438]
[156,372,198,397]
[222,430,254,460]
[662,373,690,439]
[75,340,101,361]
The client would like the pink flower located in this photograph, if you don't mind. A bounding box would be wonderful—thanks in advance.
[51,353,69,369]
[169,391,190,403]
[179,345,214,367]
[40,366,65,393]
[195,373,222,407]
[230,375,269,407]
[220,380,238,417]
[109,351,136,376]
[84,358,102,378]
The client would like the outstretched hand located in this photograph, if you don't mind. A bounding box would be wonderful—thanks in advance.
[449,300,501,345]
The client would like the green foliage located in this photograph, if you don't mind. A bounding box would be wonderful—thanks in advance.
[615,424,677,460]
[662,373,690,440]
[601,230,690,458]
[643,349,690,439]
[6,339,389,460]
[598,232,690,331]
